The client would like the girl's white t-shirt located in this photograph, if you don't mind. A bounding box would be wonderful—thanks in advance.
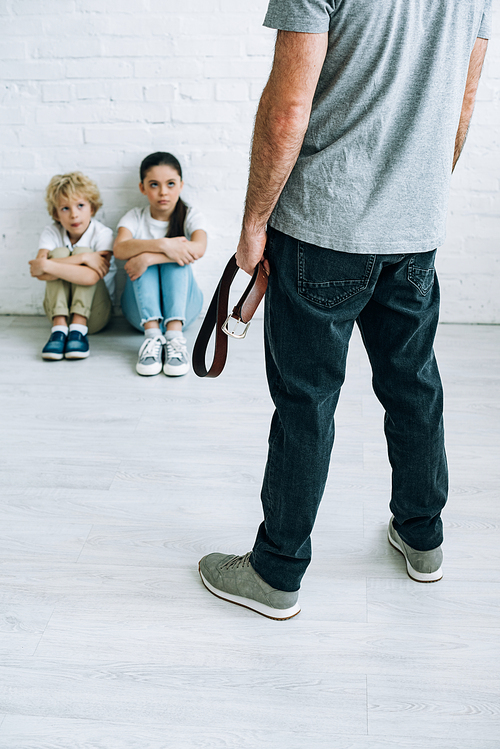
[37,218,117,300]
[117,204,207,241]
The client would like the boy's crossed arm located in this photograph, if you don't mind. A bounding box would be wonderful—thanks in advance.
[30,250,111,285]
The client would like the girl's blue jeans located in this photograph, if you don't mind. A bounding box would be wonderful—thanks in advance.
[250,227,448,592]
[121,262,203,332]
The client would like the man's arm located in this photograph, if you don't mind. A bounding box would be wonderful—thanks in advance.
[236,30,328,274]
[453,36,488,171]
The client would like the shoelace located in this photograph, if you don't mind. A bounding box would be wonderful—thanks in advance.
[140,336,164,361]
[220,552,252,570]
[166,337,187,361]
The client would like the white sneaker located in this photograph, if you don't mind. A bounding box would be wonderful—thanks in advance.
[136,335,165,376]
[163,335,189,376]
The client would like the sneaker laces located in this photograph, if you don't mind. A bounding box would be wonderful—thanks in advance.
[166,336,187,361]
[140,336,164,361]
[220,552,252,570]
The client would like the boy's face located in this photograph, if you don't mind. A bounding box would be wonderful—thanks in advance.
[139,165,183,220]
[55,195,94,241]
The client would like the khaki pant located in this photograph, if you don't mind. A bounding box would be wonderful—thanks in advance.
[43,246,112,334]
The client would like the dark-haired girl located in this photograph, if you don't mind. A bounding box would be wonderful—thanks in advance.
[114,152,207,376]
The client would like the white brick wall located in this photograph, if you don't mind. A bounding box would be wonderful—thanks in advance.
[437,7,500,323]
[1,0,499,322]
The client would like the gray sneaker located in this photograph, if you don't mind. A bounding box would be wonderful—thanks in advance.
[388,517,443,582]
[136,335,165,376]
[199,552,301,620]
[163,335,189,376]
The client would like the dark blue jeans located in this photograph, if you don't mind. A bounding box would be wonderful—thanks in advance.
[250,227,448,592]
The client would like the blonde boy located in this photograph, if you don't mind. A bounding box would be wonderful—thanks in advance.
[30,172,116,360]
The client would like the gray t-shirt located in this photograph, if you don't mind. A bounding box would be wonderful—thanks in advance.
[264,0,492,254]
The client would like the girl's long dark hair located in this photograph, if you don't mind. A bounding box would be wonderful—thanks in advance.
[140,152,187,238]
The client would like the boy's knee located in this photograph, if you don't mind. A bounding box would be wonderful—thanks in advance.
[48,246,70,259]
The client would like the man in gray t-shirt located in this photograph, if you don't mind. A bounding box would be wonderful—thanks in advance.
[199,0,490,620]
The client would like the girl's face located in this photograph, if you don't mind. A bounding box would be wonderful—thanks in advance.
[140,164,183,221]
[55,195,94,242]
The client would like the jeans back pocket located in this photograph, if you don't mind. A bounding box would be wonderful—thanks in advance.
[407,252,436,296]
[298,242,376,309]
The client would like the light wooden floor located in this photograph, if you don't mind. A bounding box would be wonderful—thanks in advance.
[0,314,499,749]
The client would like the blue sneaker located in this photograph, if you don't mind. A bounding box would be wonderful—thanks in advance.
[42,331,67,360]
[64,330,90,359]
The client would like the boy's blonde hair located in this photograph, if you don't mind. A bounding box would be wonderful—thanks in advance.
[45,172,102,221]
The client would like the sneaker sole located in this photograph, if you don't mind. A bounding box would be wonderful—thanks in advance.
[199,566,301,621]
[64,351,90,359]
[42,352,64,360]
[163,364,189,377]
[388,528,443,583]
[136,364,162,376]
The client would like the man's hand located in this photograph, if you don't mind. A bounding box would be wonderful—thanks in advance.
[163,237,196,266]
[124,253,151,281]
[236,226,269,276]
[82,251,110,279]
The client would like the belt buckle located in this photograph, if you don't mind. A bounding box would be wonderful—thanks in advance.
[222,314,251,339]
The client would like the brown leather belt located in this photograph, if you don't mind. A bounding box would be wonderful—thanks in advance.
[192,254,268,378]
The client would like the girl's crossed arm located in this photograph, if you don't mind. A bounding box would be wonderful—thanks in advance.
[114,227,207,281]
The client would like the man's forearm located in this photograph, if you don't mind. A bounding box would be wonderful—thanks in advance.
[243,90,311,232]
[236,31,328,274]
[243,31,327,232]
[453,37,488,171]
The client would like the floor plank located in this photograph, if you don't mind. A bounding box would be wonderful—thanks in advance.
[0,315,499,747]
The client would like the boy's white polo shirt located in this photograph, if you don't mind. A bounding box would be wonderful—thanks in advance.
[117,204,207,241]
[38,218,117,300]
